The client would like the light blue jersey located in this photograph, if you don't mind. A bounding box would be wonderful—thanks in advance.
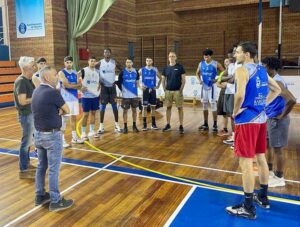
[141,66,157,89]
[122,68,139,98]
[200,60,218,89]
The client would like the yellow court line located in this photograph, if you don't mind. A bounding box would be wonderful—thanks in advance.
[76,118,300,206]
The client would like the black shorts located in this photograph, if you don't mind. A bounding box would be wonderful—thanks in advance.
[100,85,117,105]
[142,88,156,106]
[121,98,139,110]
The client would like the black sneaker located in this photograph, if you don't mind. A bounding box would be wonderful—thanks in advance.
[35,192,50,206]
[253,193,270,209]
[151,124,159,130]
[179,125,184,134]
[142,124,148,131]
[49,197,74,212]
[123,127,128,134]
[133,126,140,133]
[212,125,218,133]
[162,124,171,132]
[198,124,209,131]
[226,203,256,220]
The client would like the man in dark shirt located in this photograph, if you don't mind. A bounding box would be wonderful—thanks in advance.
[161,52,186,134]
[13,56,36,179]
[32,66,74,212]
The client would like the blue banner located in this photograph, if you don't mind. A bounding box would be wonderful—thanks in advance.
[15,0,45,38]
[270,0,289,7]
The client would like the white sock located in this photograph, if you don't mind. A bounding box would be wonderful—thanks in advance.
[72,131,77,139]
[100,123,104,128]
[62,134,65,141]
[81,127,86,134]
[115,122,119,126]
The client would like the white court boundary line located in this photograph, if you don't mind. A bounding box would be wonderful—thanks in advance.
[164,186,197,227]
[3,154,124,227]
[1,137,299,184]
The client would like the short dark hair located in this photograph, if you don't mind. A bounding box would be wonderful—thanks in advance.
[104,48,111,53]
[126,57,133,62]
[238,41,257,59]
[89,56,96,60]
[64,56,73,62]
[203,48,213,56]
[36,57,47,63]
[262,57,281,71]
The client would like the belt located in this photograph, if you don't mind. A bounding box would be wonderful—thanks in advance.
[38,128,61,133]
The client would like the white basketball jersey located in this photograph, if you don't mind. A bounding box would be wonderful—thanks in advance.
[82,67,100,98]
[99,59,116,87]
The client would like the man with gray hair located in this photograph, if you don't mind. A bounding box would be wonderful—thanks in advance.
[13,56,36,179]
[32,66,74,211]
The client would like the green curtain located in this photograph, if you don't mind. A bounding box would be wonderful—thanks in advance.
[67,0,117,70]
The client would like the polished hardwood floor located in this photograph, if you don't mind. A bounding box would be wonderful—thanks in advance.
[0,105,299,226]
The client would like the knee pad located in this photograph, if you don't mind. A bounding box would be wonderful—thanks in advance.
[211,102,217,112]
[202,102,209,110]
[61,115,69,131]
[99,104,106,111]
[111,103,118,111]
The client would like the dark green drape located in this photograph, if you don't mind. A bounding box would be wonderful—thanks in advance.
[67,0,116,70]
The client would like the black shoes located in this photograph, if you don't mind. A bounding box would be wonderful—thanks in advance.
[162,124,171,132]
[151,124,159,130]
[253,193,270,209]
[35,192,50,206]
[179,125,184,134]
[212,125,218,133]
[133,125,140,133]
[198,124,209,131]
[123,127,128,134]
[226,203,256,220]
[49,197,74,212]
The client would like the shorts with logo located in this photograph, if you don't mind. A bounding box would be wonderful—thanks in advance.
[234,123,267,158]
[201,84,218,103]
[100,85,117,105]
[82,97,99,112]
[121,98,139,110]
[267,115,290,148]
[65,101,79,116]
[165,90,183,108]
[143,88,157,106]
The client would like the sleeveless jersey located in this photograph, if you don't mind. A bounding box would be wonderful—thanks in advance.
[200,60,218,89]
[265,74,287,118]
[141,66,157,89]
[99,59,116,87]
[122,68,138,98]
[81,67,100,98]
[234,63,269,125]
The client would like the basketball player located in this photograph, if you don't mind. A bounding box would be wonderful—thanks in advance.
[78,56,100,140]
[262,57,296,187]
[116,58,140,133]
[32,57,47,88]
[196,49,224,132]
[97,48,122,134]
[58,56,84,147]
[139,57,162,131]
[225,42,281,219]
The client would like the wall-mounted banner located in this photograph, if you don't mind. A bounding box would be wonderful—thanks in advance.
[15,0,45,38]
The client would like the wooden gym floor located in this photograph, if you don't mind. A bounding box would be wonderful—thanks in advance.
[0,105,299,226]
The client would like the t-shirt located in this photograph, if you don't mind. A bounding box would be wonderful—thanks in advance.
[32,84,65,131]
[13,75,35,115]
[162,63,185,91]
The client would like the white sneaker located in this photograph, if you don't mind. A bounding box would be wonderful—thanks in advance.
[97,125,105,134]
[223,136,234,145]
[63,140,70,148]
[269,171,275,177]
[88,131,99,138]
[269,175,285,187]
[114,124,122,133]
[71,137,84,144]
[81,132,88,141]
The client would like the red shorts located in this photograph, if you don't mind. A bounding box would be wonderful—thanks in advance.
[234,123,267,158]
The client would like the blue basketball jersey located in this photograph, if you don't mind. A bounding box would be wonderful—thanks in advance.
[141,67,157,89]
[61,69,78,101]
[200,60,217,89]
[234,63,269,125]
[265,74,287,118]
[122,68,138,98]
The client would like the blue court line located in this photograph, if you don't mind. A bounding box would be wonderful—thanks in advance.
[170,187,300,227]
[0,147,300,203]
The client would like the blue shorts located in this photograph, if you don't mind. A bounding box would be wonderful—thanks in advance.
[82,97,99,112]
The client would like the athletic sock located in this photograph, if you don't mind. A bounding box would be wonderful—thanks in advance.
[81,127,86,134]
[275,170,283,178]
[89,124,94,132]
[259,184,268,198]
[152,116,155,125]
[244,192,254,208]
[133,122,137,127]
[143,117,147,124]
[124,123,127,128]
[204,120,208,126]
[223,127,228,132]
[213,121,217,127]
[72,131,77,139]
[268,163,273,171]
[62,134,65,141]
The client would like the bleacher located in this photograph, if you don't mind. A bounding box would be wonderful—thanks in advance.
[0,61,20,108]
